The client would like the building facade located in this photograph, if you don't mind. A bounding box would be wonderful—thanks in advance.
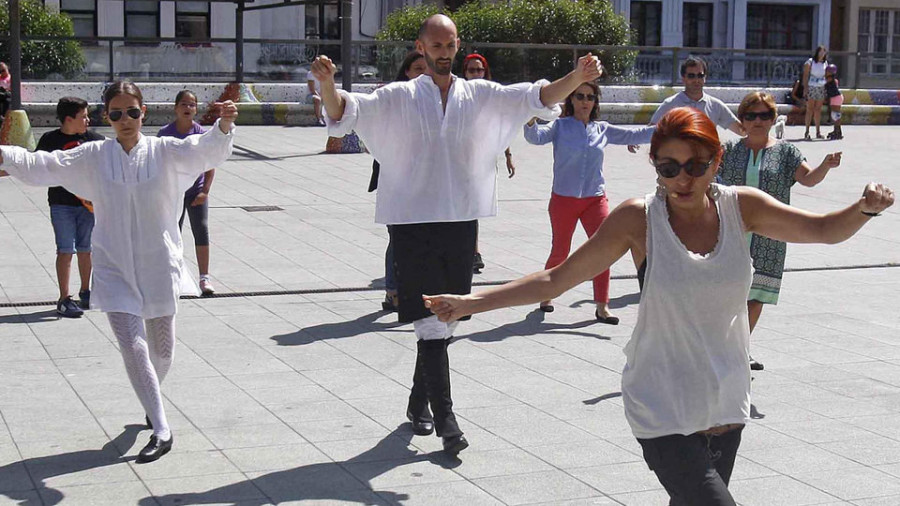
[609,0,833,84]
[41,0,426,79]
[831,0,900,88]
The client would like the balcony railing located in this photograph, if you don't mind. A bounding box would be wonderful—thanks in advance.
[0,34,895,88]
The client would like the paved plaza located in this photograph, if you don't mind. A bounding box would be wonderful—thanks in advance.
[1,123,900,505]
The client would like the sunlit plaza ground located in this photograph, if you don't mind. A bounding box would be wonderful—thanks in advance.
[1,124,900,505]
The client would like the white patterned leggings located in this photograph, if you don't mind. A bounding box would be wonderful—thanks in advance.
[107,312,175,440]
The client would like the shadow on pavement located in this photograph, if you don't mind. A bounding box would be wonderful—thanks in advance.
[583,392,623,405]
[271,310,407,346]
[570,292,641,311]
[0,424,143,505]
[459,308,608,343]
[140,425,457,506]
[0,309,60,325]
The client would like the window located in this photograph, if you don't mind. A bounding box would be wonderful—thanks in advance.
[746,4,813,50]
[60,0,96,38]
[858,9,900,75]
[125,0,160,39]
[176,2,210,39]
[305,3,341,39]
[859,10,870,53]
[630,1,661,46]
[683,3,713,47]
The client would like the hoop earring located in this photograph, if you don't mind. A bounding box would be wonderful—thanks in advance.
[656,177,667,198]
[707,182,721,200]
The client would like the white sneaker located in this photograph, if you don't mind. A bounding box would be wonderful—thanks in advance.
[199,276,215,296]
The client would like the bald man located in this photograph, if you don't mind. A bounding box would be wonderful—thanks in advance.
[311,14,602,456]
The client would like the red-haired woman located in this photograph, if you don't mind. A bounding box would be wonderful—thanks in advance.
[424,107,893,504]
[461,53,514,272]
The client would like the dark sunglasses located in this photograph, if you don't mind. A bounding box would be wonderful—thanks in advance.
[742,111,775,122]
[684,72,706,79]
[574,93,597,102]
[654,158,715,179]
[108,108,142,122]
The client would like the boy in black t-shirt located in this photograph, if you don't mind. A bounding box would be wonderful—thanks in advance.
[36,97,105,318]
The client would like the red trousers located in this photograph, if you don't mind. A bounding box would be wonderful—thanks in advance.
[545,192,611,303]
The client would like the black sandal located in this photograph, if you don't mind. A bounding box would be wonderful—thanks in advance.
[595,308,619,325]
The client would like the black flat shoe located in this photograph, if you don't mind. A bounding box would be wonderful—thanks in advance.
[406,411,434,436]
[595,309,619,325]
[539,303,554,313]
[749,357,765,371]
[442,435,468,456]
[136,435,173,463]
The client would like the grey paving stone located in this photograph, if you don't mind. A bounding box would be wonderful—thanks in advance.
[474,470,602,505]
[203,423,307,450]
[729,475,841,505]
[523,440,641,470]
[2,125,900,504]
[285,417,391,443]
[451,448,555,479]
[316,435,423,463]
[741,443,858,476]
[378,480,503,506]
[791,466,900,501]
[853,496,900,505]
[36,481,151,505]
[0,490,42,506]
[568,461,662,496]
[222,443,332,473]
[129,450,241,481]
[248,464,370,501]
[144,473,268,506]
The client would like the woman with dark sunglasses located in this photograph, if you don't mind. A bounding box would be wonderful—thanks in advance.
[719,92,841,370]
[0,80,237,464]
[425,107,893,505]
[524,81,654,323]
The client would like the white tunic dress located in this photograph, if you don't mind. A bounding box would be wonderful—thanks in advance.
[1,121,234,318]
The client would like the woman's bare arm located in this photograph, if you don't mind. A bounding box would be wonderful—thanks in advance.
[425,199,646,322]
[738,184,893,245]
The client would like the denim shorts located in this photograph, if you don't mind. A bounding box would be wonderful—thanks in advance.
[50,204,94,254]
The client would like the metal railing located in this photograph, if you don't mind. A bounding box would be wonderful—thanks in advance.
[1,34,897,88]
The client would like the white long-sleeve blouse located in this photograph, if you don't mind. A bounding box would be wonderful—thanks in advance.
[0,121,234,318]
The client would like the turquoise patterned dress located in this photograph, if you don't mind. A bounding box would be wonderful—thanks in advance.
[719,139,805,304]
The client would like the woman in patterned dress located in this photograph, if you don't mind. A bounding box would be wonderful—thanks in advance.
[719,92,842,367]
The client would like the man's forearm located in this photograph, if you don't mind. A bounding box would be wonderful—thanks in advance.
[540,71,583,108]
[320,81,346,121]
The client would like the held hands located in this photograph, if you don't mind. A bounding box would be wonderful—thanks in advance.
[575,53,603,83]
[860,183,895,215]
[423,294,472,323]
[311,55,338,84]
[214,100,239,132]
[821,152,842,170]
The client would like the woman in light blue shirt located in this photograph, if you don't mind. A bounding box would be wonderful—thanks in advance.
[525,81,655,323]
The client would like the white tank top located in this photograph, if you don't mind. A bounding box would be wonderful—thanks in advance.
[807,58,827,88]
[622,184,753,439]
